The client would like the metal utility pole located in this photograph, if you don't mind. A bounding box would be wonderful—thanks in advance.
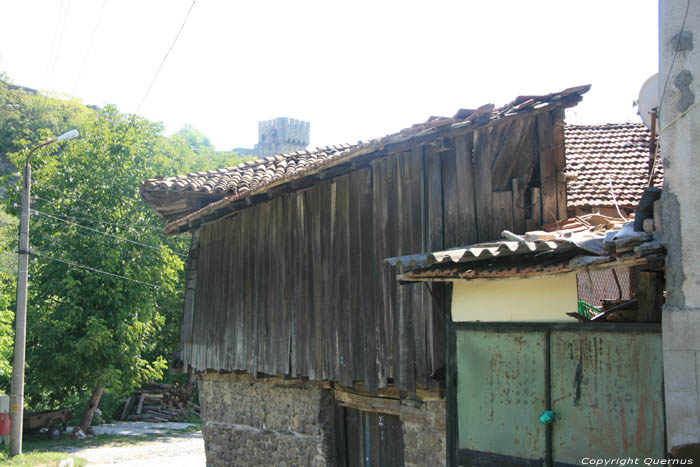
[10,129,78,456]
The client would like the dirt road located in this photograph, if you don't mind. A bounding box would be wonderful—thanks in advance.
[65,425,205,466]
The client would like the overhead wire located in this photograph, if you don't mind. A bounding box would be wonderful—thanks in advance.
[32,194,163,232]
[43,0,73,109]
[132,0,197,119]
[34,210,186,257]
[32,206,162,232]
[31,251,162,289]
[71,0,108,100]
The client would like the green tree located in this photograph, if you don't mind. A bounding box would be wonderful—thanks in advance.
[5,106,186,431]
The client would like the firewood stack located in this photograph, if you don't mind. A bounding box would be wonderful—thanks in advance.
[119,383,201,422]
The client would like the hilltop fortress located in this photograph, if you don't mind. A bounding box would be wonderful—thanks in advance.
[235,117,310,157]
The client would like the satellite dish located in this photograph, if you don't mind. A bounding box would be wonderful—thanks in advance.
[638,73,659,134]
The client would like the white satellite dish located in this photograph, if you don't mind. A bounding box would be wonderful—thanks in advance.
[638,73,659,134]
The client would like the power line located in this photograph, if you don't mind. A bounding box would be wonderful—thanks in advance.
[71,0,108,99]
[32,204,162,232]
[132,0,197,118]
[659,0,692,114]
[34,211,186,257]
[31,251,161,289]
[43,0,73,108]
[32,195,163,232]
[41,0,67,100]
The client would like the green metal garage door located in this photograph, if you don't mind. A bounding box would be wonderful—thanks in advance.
[452,324,664,467]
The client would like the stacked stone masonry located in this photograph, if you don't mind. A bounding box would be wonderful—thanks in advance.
[199,373,445,466]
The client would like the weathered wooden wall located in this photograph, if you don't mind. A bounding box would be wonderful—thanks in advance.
[181,112,565,393]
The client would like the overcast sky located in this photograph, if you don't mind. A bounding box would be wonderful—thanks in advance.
[0,0,658,151]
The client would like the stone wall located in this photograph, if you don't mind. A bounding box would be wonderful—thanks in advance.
[198,372,446,466]
[400,399,446,467]
[199,373,335,466]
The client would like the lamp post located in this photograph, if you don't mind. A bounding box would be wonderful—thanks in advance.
[9,129,78,456]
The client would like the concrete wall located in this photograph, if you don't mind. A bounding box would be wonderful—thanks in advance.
[451,273,579,322]
[659,0,700,450]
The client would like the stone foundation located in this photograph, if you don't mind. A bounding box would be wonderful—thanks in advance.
[198,373,446,466]
[199,373,334,466]
[400,399,447,467]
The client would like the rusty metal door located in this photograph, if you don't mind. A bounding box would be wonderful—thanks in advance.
[450,323,664,467]
[455,328,548,466]
[550,330,664,463]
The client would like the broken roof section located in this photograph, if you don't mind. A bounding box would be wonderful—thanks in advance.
[386,214,663,281]
[565,123,663,212]
[140,84,590,234]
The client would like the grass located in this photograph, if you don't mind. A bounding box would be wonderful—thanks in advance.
[0,451,87,466]
[0,425,202,466]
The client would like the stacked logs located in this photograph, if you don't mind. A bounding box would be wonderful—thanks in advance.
[120,383,200,422]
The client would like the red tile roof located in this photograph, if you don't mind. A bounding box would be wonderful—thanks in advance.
[140,85,590,232]
[565,123,663,211]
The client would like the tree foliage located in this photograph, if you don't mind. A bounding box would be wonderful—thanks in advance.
[0,75,252,417]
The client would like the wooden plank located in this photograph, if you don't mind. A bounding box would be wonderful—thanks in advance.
[537,113,558,224]
[136,394,145,415]
[317,181,335,381]
[526,187,542,231]
[511,178,526,235]
[424,147,445,379]
[290,194,303,377]
[334,390,400,416]
[492,191,514,238]
[386,156,400,384]
[347,171,364,383]
[371,159,389,387]
[552,108,568,220]
[272,197,285,375]
[473,127,495,242]
[233,216,244,371]
[409,147,427,389]
[335,175,353,387]
[490,119,539,192]
[637,271,664,322]
[222,218,235,372]
[454,135,477,246]
[397,152,416,393]
[359,167,378,391]
[310,185,324,380]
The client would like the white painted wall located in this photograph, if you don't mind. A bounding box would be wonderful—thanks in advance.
[451,273,579,322]
[659,0,700,449]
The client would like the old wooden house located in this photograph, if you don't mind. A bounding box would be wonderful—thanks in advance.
[140,85,590,466]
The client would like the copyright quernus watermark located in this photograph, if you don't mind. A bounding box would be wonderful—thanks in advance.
[581,458,693,466]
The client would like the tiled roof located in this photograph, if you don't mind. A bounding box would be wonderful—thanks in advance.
[140,85,590,232]
[565,123,663,210]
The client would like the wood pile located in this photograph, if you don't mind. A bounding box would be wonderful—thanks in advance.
[119,383,200,422]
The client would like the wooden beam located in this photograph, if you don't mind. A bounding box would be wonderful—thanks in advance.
[334,390,401,415]
[637,271,664,322]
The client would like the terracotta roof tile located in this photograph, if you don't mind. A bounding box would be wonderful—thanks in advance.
[564,123,663,210]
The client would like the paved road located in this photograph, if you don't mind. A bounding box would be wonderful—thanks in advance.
[64,423,206,466]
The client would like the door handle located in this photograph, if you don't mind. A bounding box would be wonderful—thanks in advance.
[539,411,555,424]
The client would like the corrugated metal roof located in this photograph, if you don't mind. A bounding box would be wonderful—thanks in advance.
[385,240,574,268]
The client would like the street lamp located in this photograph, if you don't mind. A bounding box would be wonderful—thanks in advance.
[9,129,79,456]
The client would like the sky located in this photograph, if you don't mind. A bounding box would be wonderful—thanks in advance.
[0,0,658,151]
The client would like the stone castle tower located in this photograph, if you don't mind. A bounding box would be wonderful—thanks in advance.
[253,117,310,157]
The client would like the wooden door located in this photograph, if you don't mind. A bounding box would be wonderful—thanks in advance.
[343,407,404,467]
